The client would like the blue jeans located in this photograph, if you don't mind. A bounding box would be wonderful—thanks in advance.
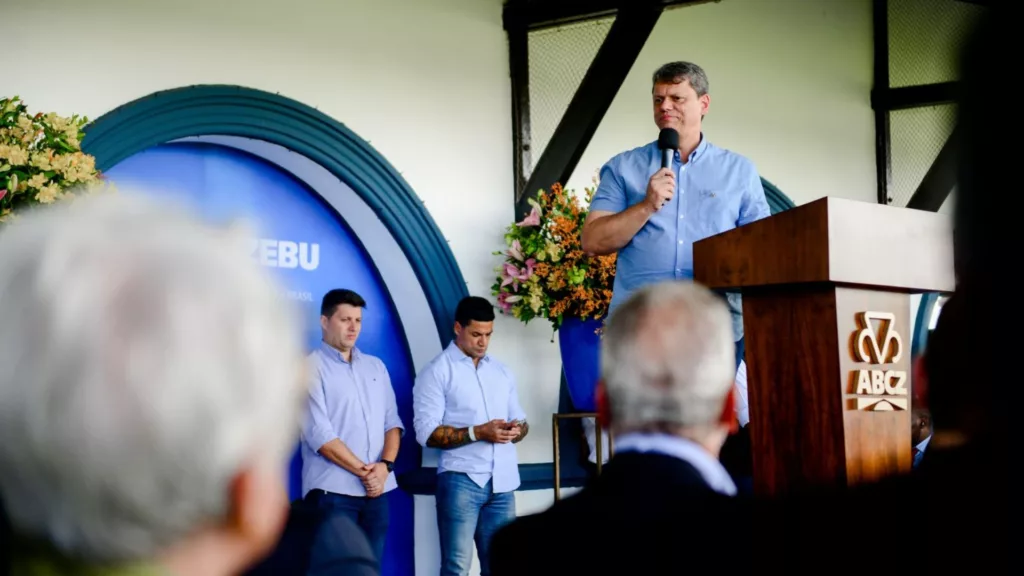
[312,491,389,562]
[435,472,516,576]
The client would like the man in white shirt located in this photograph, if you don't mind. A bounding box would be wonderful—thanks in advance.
[413,296,529,576]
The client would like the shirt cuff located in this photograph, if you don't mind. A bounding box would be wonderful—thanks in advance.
[589,198,625,214]
[414,419,442,447]
[308,426,337,452]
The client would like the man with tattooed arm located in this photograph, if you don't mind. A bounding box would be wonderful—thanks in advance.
[412,296,529,576]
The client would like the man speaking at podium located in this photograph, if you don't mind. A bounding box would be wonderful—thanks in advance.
[582,61,770,365]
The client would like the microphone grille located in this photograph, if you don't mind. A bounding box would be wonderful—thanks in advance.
[658,128,679,150]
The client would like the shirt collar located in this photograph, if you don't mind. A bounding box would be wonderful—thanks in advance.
[445,341,489,365]
[320,340,359,364]
[690,132,710,162]
[653,132,710,164]
[916,434,931,453]
[613,432,737,496]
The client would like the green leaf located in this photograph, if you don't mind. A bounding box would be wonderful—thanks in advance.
[567,267,586,285]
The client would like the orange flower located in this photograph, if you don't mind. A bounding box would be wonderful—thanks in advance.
[492,181,616,331]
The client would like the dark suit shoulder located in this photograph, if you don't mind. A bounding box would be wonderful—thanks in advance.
[492,453,747,576]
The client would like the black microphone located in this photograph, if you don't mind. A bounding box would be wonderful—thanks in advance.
[658,128,679,169]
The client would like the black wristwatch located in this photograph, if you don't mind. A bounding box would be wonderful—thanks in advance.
[381,459,394,473]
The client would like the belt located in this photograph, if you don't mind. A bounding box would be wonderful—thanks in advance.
[304,488,371,503]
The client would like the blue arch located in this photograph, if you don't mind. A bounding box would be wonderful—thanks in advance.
[83,85,469,346]
[762,177,797,214]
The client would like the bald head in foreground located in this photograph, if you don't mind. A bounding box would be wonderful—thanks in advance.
[491,281,746,575]
[0,192,306,576]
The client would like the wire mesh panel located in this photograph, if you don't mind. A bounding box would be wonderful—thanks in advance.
[884,0,982,206]
[888,104,955,207]
[528,17,614,163]
[888,0,984,88]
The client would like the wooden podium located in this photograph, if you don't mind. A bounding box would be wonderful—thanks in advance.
[693,197,954,497]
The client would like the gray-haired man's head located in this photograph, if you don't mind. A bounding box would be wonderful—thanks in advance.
[0,192,305,572]
[598,282,736,446]
[652,61,709,97]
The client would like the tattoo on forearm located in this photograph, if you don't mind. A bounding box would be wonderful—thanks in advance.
[512,422,529,443]
[426,425,473,450]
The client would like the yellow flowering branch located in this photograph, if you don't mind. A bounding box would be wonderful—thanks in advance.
[1,96,109,223]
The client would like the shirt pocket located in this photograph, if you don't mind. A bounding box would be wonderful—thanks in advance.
[694,189,733,238]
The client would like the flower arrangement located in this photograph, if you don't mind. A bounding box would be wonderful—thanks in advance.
[491,182,616,332]
[0,96,107,223]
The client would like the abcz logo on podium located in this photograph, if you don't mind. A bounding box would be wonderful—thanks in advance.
[849,311,907,411]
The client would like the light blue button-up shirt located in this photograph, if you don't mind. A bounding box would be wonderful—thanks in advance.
[589,135,771,339]
[301,343,405,497]
[412,342,528,493]
[614,432,737,496]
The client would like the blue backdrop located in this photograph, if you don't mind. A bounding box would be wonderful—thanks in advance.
[105,142,415,576]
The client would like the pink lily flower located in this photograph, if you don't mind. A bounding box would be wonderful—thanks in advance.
[497,292,521,313]
[507,239,524,261]
[0,189,6,202]
[523,258,536,278]
[516,205,541,227]
[500,263,520,291]
[500,258,536,292]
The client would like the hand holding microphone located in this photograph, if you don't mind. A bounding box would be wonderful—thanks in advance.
[647,128,679,212]
[646,169,675,212]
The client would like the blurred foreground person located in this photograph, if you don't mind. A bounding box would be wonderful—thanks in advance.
[0,193,306,576]
[491,281,745,575]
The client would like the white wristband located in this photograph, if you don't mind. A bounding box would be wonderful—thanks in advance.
[468,425,476,442]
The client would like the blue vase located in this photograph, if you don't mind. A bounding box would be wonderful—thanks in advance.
[558,317,603,412]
